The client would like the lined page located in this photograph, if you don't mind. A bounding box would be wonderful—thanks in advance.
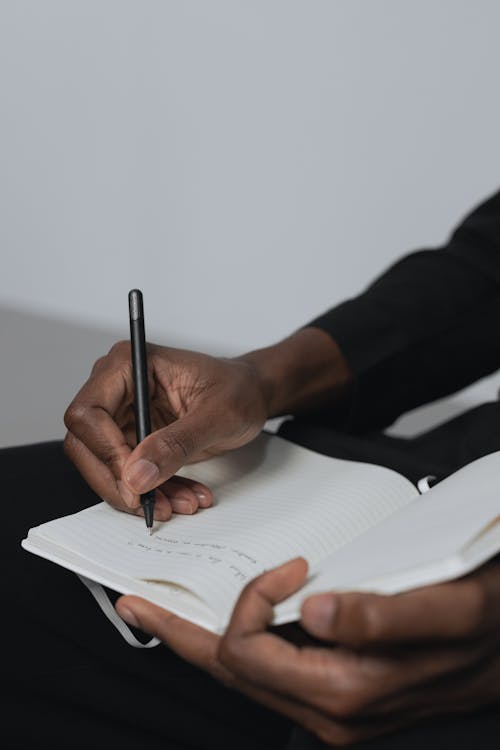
[275,448,500,623]
[27,432,418,619]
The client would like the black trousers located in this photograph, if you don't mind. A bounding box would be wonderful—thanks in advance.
[6,404,500,749]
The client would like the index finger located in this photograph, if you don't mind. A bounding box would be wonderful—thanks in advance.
[114,594,352,743]
[64,358,133,481]
[115,596,233,684]
[217,558,339,699]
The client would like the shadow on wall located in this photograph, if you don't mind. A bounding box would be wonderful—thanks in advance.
[2,305,500,449]
[0,306,122,448]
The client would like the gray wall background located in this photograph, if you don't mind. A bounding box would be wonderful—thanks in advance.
[1,0,500,448]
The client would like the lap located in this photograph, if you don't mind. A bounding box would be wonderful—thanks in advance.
[6,441,291,750]
[6,420,500,749]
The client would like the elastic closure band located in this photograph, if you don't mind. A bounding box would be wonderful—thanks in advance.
[78,575,161,648]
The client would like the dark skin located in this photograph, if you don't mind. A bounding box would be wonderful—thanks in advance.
[63,327,349,518]
[116,558,500,747]
[64,327,500,746]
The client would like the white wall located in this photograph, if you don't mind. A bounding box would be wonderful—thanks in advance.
[1,1,500,446]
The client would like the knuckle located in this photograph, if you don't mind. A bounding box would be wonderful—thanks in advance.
[321,659,367,719]
[217,634,239,669]
[63,402,88,432]
[90,355,107,376]
[109,340,130,358]
[334,691,364,720]
[358,597,385,644]
[62,431,76,458]
[240,575,262,600]
[91,342,132,380]
[217,634,249,675]
[315,721,358,747]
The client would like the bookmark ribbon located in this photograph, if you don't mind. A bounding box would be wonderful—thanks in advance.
[78,575,161,648]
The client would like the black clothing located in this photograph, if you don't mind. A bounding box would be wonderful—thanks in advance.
[309,190,500,431]
[6,443,291,750]
[7,189,500,747]
[7,412,500,749]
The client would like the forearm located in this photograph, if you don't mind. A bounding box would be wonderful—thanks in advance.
[241,192,500,431]
[238,327,352,419]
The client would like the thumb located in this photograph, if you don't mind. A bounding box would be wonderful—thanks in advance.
[301,565,500,647]
[123,413,213,494]
[300,590,388,648]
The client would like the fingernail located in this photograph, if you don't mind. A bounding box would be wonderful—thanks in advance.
[306,594,337,631]
[194,490,211,507]
[119,606,139,629]
[172,498,196,514]
[117,480,136,507]
[126,459,160,492]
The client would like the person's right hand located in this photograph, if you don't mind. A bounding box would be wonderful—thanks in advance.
[63,327,351,522]
[63,341,269,522]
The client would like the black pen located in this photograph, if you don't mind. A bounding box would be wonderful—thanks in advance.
[128,289,155,535]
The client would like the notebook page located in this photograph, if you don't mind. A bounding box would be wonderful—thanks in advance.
[275,448,500,623]
[27,432,418,618]
[22,535,221,631]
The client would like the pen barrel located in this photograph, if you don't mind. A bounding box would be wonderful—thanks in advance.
[129,294,152,444]
[141,490,155,528]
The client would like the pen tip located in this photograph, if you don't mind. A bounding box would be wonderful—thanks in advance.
[149,526,153,536]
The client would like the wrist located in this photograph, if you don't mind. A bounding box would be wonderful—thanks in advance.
[237,327,352,419]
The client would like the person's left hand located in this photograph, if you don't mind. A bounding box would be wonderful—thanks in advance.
[115,558,500,747]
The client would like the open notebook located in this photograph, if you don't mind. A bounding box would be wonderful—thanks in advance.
[22,431,500,636]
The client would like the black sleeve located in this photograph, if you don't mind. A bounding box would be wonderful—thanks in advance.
[308,189,500,432]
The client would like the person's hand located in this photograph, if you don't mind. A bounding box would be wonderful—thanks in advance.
[63,328,351,522]
[115,558,500,747]
[63,341,269,521]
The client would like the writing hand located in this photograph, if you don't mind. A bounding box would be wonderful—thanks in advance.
[116,558,500,747]
[63,329,350,522]
[63,341,268,521]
